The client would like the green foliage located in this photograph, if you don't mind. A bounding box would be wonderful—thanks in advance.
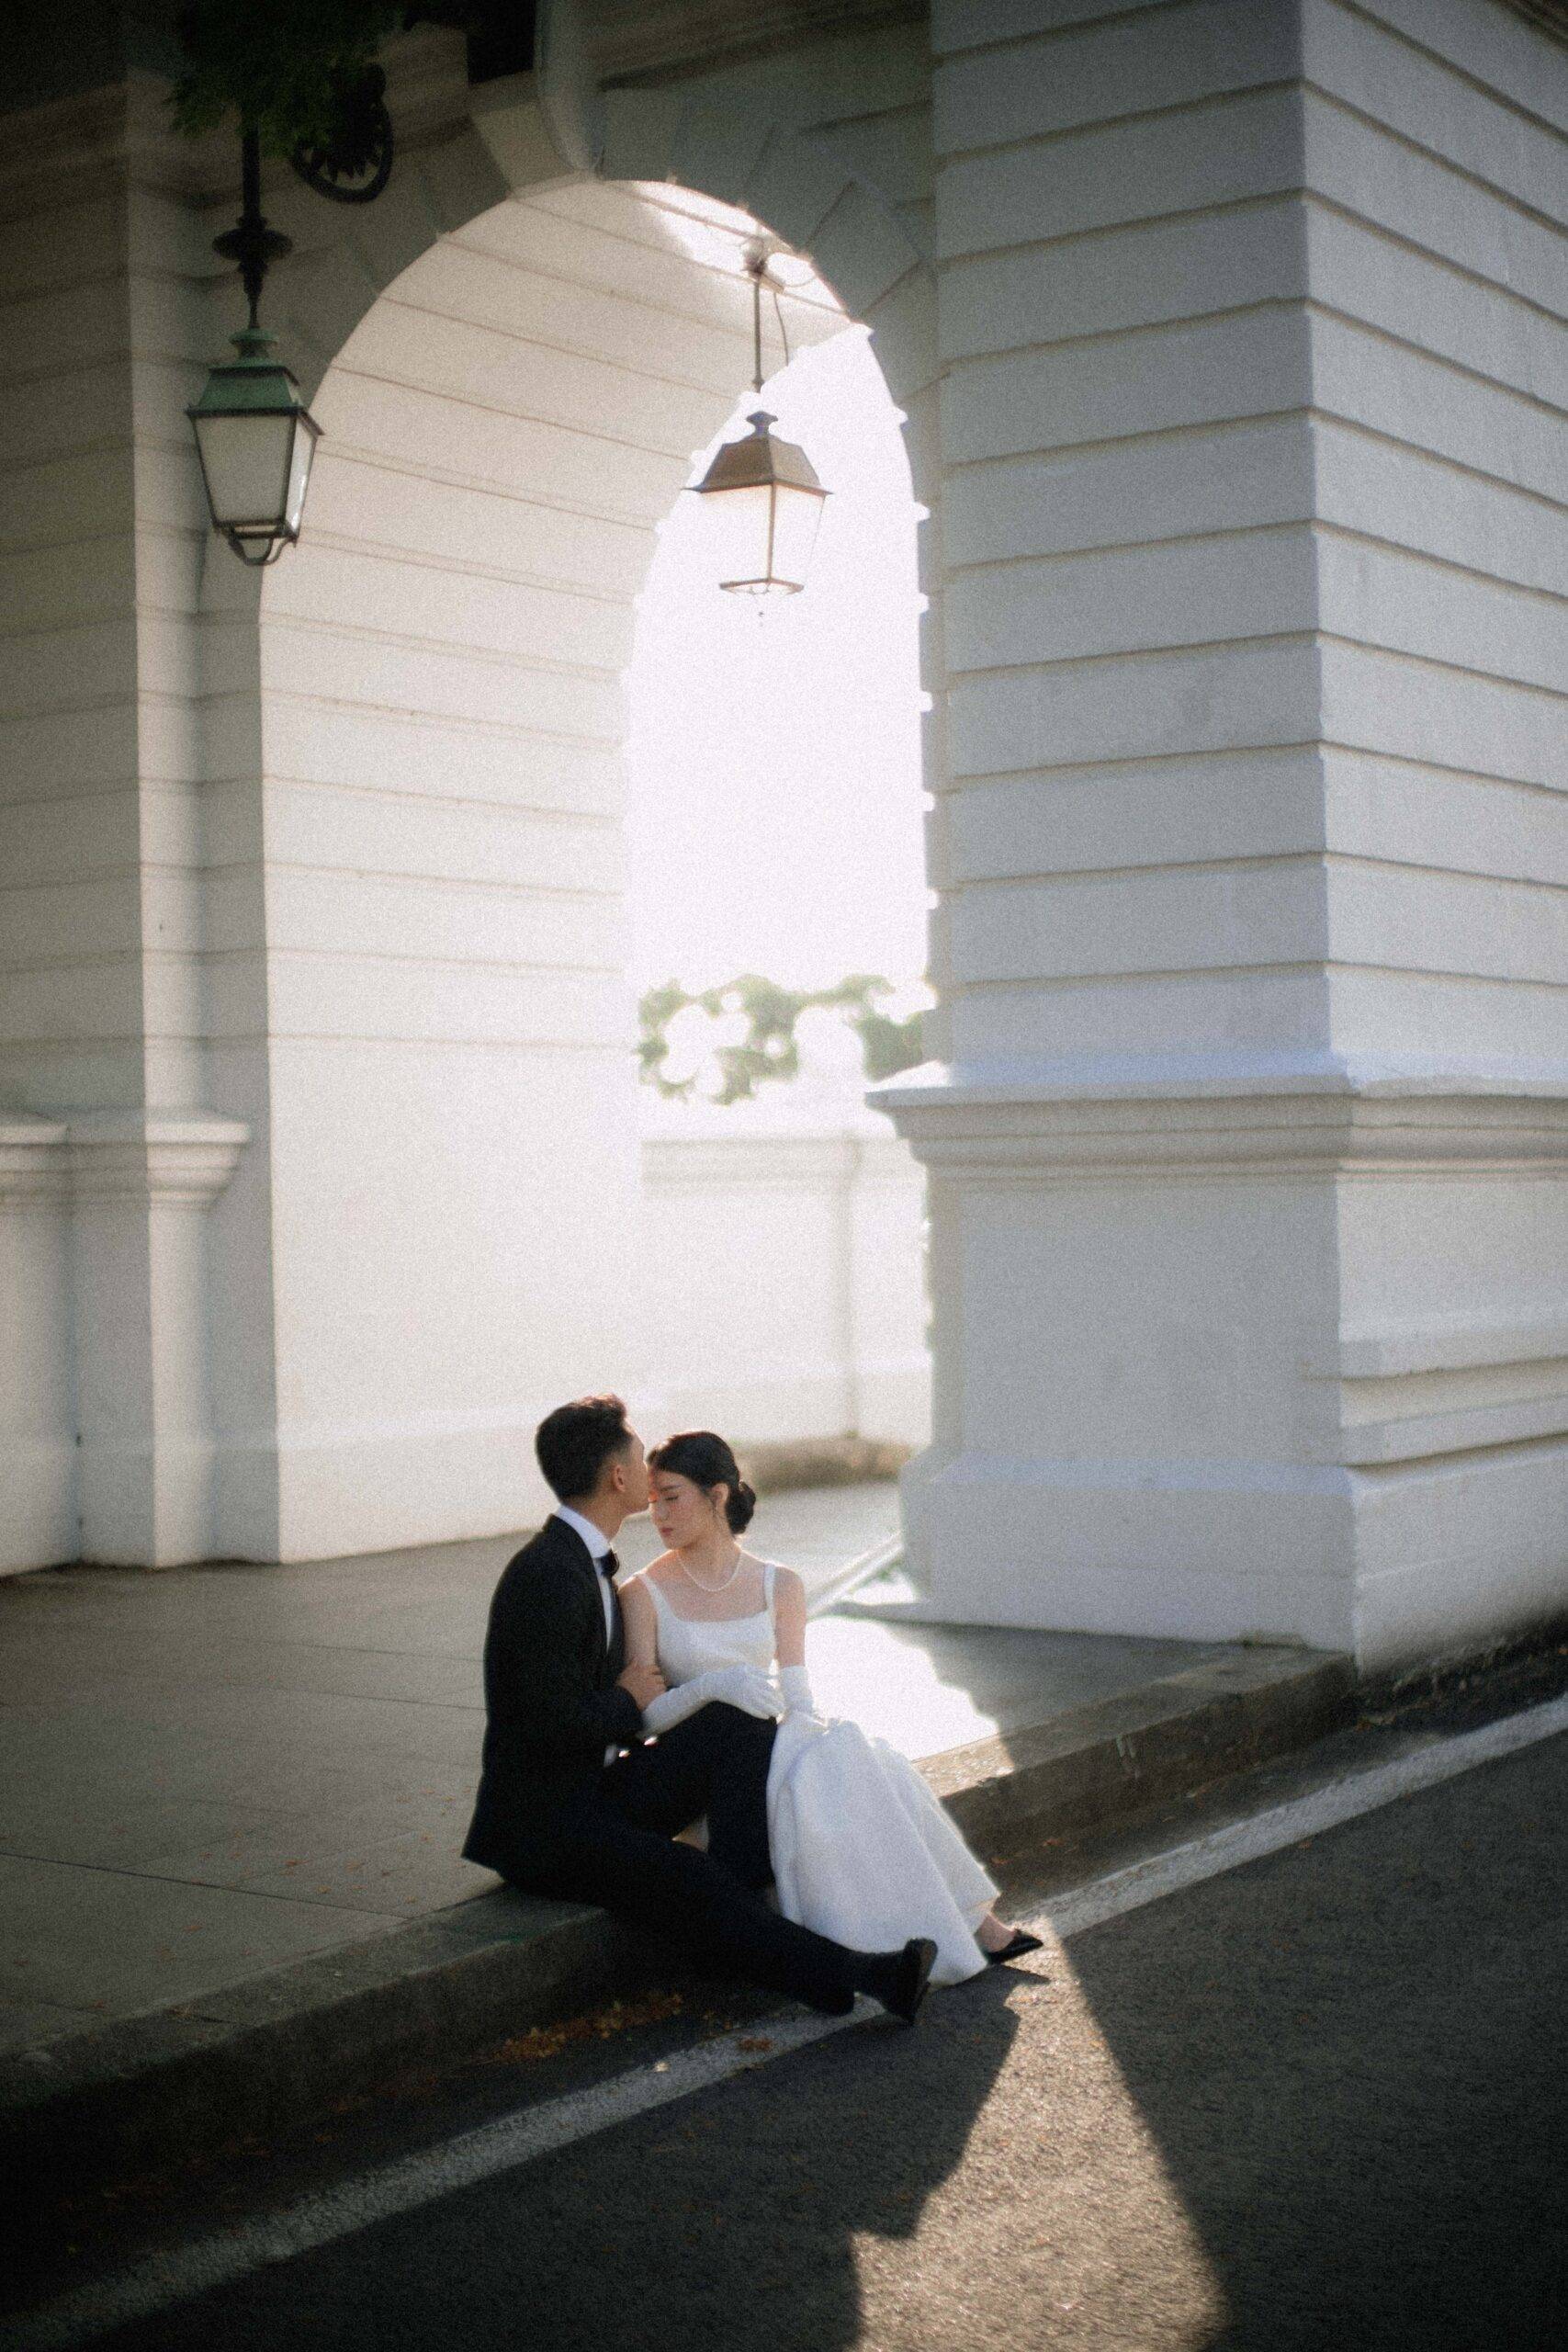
[638,974,927,1107]
[170,2,402,154]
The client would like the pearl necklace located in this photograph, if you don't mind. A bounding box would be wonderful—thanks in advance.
[677,1544,744,1595]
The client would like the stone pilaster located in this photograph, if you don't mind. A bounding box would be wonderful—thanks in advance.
[890,0,1568,1669]
[66,1111,248,1565]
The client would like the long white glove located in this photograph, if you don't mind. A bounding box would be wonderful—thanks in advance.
[778,1665,817,1716]
[639,1663,783,1735]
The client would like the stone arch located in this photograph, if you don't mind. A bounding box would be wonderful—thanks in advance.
[243,42,941,457]
[196,37,942,1561]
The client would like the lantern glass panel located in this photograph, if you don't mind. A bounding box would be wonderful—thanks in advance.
[693,479,775,592]
[193,409,296,531]
[767,481,826,594]
[283,414,320,537]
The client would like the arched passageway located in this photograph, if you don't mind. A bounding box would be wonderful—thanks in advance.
[234,171,936,1557]
[627,305,931,1460]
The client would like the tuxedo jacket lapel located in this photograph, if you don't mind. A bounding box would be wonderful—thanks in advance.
[549,1516,615,1676]
[605,1577,626,1680]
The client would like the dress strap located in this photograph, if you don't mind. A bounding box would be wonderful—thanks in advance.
[762,1561,776,1615]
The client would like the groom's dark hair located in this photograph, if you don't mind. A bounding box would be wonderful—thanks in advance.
[536,1395,634,1503]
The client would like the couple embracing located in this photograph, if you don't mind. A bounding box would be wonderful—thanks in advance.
[462,1396,1040,2025]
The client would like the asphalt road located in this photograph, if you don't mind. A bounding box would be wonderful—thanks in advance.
[30,1723,1567,2352]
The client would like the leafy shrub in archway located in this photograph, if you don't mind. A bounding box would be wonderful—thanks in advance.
[638,975,926,1107]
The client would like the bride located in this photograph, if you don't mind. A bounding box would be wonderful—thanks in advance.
[620,1430,1043,1986]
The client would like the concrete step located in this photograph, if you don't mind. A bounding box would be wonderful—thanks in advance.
[2,1638,1353,2214]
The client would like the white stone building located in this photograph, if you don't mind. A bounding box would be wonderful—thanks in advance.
[2,0,1565,1680]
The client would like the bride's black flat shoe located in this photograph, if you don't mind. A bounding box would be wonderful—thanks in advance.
[985,1928,1045,1966]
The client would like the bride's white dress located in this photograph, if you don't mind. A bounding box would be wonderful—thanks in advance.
[649,1566,994,1986]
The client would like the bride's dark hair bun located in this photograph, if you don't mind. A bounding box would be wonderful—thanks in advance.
[647,1430,756,1532]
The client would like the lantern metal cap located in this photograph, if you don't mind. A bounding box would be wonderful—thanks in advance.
[187,324,316,423]
[694,410,826,499]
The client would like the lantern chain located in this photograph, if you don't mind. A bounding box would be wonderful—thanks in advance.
[747,254,794,395]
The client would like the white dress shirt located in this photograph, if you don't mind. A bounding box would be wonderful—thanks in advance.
[552,1503,616,1643]
[551,1504,622,1764]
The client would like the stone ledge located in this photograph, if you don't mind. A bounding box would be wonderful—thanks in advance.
[0,1641,1353,2215]
[928,1649,1356,1862]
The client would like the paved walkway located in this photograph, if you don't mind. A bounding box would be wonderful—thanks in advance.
[0,1487,1258,2059]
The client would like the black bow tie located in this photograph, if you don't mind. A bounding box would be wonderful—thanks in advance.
[598,1548,619,1579]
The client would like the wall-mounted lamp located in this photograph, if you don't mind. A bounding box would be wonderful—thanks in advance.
[187,129,321,567]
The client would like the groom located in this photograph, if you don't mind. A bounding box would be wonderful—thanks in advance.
[462,1395,934,2021]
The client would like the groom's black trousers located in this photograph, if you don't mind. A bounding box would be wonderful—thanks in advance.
[498,1704,858,2015]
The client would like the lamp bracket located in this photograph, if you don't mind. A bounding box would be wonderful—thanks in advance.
[213,127,294,330]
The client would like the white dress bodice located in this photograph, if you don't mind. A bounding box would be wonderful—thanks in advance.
[647,1565,776,1686]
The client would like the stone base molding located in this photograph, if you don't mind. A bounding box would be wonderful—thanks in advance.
[64,1112,252,1207]
[880,1064,1568,1673]
[0,1119,75,1570]
[0,1113,249,1573]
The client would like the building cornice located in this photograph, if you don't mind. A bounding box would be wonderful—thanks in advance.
[877,1057,1568,1178]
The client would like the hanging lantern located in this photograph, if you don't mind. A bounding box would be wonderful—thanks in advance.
[689,255,829,597]
[187,127,322,567]
[691,408,827,596]
[188,324,321,567]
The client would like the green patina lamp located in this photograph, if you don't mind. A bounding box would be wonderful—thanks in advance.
[690,254,829,597]
[187,129,322,567]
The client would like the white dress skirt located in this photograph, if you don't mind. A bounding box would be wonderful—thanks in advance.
[648,1568,994,1986]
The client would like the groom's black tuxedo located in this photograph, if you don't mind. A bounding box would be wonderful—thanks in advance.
[462,1513,863,2014]
[463,1512,642,1870]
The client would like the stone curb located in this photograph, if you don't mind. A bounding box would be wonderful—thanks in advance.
[2,1645,1354,2211]
[928,1648,1358,1862]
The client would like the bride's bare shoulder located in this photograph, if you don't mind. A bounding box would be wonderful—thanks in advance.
[637,1552,679,1586]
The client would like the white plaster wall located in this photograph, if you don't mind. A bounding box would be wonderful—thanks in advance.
[904,0,1350,1645]
[0,1118,73,1570]
[0,84,252,1567]
[932,0,1326,1078]
[0,98,144,1118]
[1297,0,1568,1077]
[1298,0,1568,1668]
[640,1101,930,1453]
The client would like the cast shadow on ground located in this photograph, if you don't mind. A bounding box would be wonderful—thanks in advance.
[1062,1740,1568,2349]
[94,1967,1022,2352]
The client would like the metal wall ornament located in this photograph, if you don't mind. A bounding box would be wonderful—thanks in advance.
[690,254,829,597]
[187,128,323,567]
[290,60,395,202]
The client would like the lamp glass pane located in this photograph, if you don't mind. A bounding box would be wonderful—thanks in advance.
[193,411,293,529]
[768,482,826,593]
[693,481,775,590]
[283,417,317,536]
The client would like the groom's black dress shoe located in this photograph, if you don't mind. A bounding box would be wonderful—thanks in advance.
[880,1937,938,2024]
[985,1928,1045,1966]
